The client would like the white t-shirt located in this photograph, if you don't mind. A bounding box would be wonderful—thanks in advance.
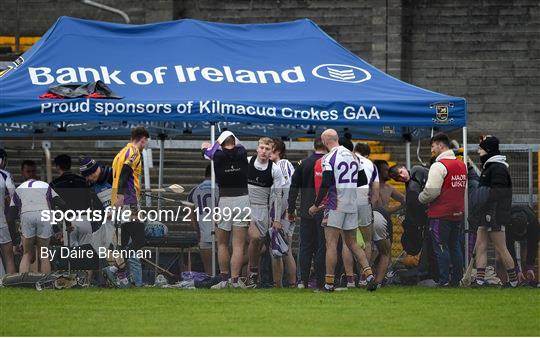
[272,159,295,219]
[0,169,16,225]
[10,179,59,214]
[322,146,359,213]
[355,153,379,206]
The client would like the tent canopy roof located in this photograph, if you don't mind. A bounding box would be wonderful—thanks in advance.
[0,16,466,139]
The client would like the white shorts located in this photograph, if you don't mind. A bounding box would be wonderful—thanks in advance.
[20,211,53,239]
[217,195,250,232]
[199,241,213,250]
[199,221,213,248]
[357,204,374,227]
[323,209,358,231]
[281,218,296,238]
[251,204,269,237]
[372,211,390,242]
[0,225,11,244]
[66,219,93,247]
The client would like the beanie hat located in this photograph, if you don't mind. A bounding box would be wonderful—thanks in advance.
[479,135,500,154]
[79,157,99,177]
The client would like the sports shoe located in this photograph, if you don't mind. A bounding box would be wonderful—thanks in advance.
[501,281,518,288]
[297,282,306,289]
[346,281,356,288]
[471,279,486,288]
[315,284,335,293]
[210,279,230,289]
[246,273,258,288]
[365,275,377,292]
[357,279,368,288]
[231,277,250,289]
[308,278,319,289]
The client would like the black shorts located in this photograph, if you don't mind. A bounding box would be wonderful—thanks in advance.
[120,221,145,250]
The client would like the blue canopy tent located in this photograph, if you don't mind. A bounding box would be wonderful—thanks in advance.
[0,16,471,266]
[1,16,466,137]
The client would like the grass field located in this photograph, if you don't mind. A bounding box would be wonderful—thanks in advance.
[1,287,539,336]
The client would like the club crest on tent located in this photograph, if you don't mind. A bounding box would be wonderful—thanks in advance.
[432,103,454,124]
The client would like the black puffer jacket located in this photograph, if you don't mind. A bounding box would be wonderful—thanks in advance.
[478,155,512,226]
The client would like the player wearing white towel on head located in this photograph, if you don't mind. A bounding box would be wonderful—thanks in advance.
[0,149,16,274]
[7,179,68,273]
[308,129,376,292]
[269,139,297,288]
[246,137,284,287]
[202,131,251,289]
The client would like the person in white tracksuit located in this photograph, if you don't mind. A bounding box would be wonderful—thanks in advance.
[8,179,68,273]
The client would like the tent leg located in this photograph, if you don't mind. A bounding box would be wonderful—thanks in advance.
[405,141,411,170]
[158,135,165,211]
[41,141,52,183]
[210,123,216,277]
[528,147,533,208]
[463,126,469,267]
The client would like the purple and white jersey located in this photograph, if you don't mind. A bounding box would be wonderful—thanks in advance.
[322,146,359,213]
[0,169,16,225]
[355,153,379,206]
[10,179,58,214]
[187,179,217,231]
[271,159,295,219]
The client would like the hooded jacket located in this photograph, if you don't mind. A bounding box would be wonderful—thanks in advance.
[478,154,512,226]
[419,149,467,220]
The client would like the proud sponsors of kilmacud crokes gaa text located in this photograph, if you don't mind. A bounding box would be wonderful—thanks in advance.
[40,99,381,121]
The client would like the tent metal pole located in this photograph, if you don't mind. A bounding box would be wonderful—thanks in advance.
[405,141,411,170]
[463,126,469,266]
[41,141,52,183]
[158,135,165,211]
[210,123,216,277]
[528,147,533,208]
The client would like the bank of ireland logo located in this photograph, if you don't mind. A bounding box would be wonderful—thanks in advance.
[312,64,371,83]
